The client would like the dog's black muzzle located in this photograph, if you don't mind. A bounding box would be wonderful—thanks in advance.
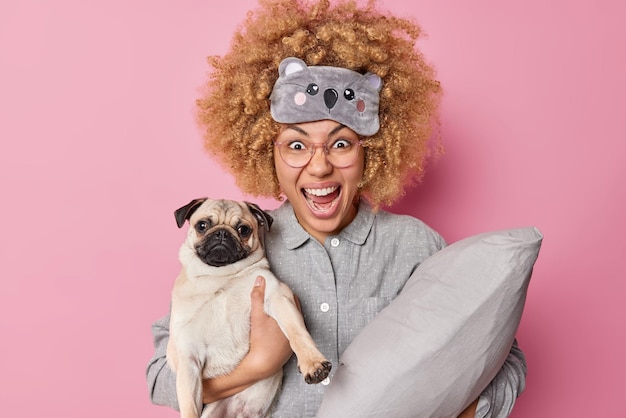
[195,228,249,267]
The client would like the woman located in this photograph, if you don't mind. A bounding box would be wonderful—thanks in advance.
[147,1,526,416]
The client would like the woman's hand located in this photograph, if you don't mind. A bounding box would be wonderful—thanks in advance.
[202,276,293,403]
[244,276,294,375]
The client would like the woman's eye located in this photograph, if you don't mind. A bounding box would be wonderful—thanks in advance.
[331,139,352,149]
[288,141,307,151]
[237,224,252,238]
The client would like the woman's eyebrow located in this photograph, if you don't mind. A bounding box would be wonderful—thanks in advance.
[329,124,348,136]
[284,125,309,136]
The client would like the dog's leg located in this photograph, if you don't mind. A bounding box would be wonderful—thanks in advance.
[265,281,332,384]
[174,355,205,418]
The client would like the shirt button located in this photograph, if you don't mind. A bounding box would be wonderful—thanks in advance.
[330,238,340,247]
[321,377,331,385]
[320,302,330,312]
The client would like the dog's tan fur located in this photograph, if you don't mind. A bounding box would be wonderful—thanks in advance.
[167,198,331,418]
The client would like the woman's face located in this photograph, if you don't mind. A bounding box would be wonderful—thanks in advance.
[274,120,365,243]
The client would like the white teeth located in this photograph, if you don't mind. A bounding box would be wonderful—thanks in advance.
[304,186,338,197]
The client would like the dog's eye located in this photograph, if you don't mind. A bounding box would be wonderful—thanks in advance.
[237,224,252,238]
[195,221,209,233]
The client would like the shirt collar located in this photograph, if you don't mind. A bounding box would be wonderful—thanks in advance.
[272,199,375,249]
[339,199,375,245]
[271,201,311,250]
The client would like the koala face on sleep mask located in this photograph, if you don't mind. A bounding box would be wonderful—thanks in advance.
[269,57,383,136]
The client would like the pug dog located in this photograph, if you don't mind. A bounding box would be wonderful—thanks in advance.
[167,198,331,418]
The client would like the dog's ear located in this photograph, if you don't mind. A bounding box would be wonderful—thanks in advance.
[245,201,273,231]
[174,198,208,228]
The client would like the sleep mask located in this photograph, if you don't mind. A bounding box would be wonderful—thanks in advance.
[270,57,383,136]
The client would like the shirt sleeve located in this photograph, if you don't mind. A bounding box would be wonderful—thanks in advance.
[145,313,180,411]
[475,339,527,418]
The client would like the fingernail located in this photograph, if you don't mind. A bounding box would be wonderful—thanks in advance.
[254,276,263,287]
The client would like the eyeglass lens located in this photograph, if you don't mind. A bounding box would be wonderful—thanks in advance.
[276,138,361,168]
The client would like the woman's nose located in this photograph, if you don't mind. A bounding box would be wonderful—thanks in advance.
[306,146,333,175]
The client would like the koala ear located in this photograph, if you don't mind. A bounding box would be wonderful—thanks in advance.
[174,198,208,228]
[245,201,273,231]
[279,57,308,77]
[364,72,383,92]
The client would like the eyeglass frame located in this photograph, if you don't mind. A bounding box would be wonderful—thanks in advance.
[273,137,365,169]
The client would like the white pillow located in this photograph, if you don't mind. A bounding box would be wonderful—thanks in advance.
[316,227,543,418]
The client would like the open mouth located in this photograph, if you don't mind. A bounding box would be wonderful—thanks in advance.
[302,186,341,215]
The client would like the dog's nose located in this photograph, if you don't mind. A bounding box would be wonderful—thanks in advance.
[212,230,228,242]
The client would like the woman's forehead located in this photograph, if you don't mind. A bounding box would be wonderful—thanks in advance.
[279,120,354,136]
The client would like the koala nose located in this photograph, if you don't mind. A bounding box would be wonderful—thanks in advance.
[324,88,338,110]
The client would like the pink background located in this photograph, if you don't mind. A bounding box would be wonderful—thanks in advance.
[1,0,624,416]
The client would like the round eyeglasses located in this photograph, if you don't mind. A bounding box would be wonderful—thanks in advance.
[274,138,364,168]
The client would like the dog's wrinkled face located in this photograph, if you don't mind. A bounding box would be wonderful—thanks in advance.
[175,198,272,268]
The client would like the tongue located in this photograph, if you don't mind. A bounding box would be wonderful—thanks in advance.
[305,188,340,205]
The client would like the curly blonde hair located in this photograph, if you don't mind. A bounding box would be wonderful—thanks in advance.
[196,0,441,207]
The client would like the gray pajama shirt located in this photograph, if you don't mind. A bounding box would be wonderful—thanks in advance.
[147,200,526,417]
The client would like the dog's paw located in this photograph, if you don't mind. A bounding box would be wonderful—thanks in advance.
[300,360,332,384]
